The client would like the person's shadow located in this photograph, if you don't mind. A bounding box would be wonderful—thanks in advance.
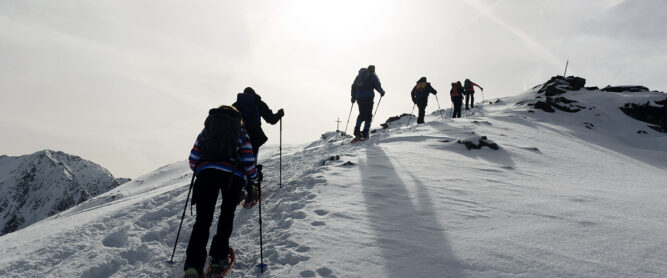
[359,145,466,278]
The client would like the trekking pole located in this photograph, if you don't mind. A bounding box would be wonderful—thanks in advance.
[279,118,282,188]
[257,180,268,273]
[481,89,485,104]
[370,96,383,126]
[167,174,196,264]
[342,103,354,136]
[435,95,444,120]
[406,103,416,126]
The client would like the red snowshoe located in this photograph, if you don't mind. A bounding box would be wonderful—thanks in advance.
[204,248,235,278]
[350,137,368,144]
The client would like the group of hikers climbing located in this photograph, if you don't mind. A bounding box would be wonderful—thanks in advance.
[351,65,484,135]
[179,65,483,277]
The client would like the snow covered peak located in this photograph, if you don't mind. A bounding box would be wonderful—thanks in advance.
[0,150,122,235]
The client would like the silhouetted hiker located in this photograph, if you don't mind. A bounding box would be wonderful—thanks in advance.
[351,65,385,141]
[184,105,260,278]
[233,87,284,159]
[463,78,483,110]
[450,82,464,118]
[411,77,438,124]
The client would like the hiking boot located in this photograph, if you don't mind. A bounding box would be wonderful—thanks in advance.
[208,257,231,276]
[183,267,200,278]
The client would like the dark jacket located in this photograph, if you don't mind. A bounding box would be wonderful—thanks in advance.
[351,68,385,100]
[233,93,282,148]
[411,82,437,104]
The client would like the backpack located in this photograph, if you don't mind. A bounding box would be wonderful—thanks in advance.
[450,85,461,97]
[353,69,373,90]
[464,79,472,90]
[235,93,261,128]
[199,106,242,162]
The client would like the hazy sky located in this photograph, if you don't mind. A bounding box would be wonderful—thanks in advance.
[1,0,665,178]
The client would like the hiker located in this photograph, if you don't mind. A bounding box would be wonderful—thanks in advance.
[183,105,260,278]
[463,78,483,110]
[351,65,385,140]
[233,87,284,159]
[410,77,438,124]
[450,82,464,118]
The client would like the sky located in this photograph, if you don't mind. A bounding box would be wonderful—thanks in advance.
[1,0,666,178]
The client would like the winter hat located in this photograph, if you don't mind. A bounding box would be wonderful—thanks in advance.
[243,87,256,95]
[417,77,427,83]
[368,65,375,73]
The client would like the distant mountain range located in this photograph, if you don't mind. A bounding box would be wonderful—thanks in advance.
[0,150,127,235]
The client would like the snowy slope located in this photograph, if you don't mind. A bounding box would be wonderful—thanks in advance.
[0,78,665,278]
[0,150,122,235]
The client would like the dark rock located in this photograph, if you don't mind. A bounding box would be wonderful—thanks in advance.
[550,101,581,113]
[584,122,595,129]
[565,76,586,90]
[381,113,411,129]
[457,136,500,150]
[602,85,650,93]
[545,86,567,96]
[534,101,555,112]
[620,98,667,133]
[553,97,577,104]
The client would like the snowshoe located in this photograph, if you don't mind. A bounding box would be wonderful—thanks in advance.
[183,268,200,278]
[350,136,369,144]
[204,248,235,278]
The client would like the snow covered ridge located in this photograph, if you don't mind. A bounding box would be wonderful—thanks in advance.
[515,75,666,133]
[0,150,124,235]
[0,75,665,277]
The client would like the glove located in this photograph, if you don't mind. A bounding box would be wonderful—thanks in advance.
[481,88,484,91]
[276,109,284,119]
[351,96,356,103]
[256,164,263,182]
[380,91,385,97]
[243,183,259,209]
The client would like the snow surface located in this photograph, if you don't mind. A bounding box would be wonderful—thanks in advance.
[0,86,666,277]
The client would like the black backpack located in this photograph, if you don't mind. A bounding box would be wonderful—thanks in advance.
[464,79,473,90]
[353,69,373,90]
[199,106,242,162]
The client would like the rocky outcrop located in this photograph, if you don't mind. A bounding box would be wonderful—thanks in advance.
[530,76,589,113]
[620,98,667,133]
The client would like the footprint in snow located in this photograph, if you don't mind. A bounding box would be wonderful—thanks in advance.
[102,228,128,248]
[314,209,329,216]
[300,270,316,277]
[317,267,334,277]
[290,211,307,219]
[310,221,326,227]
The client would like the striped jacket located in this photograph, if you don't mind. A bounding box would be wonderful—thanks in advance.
[188,128,258,185]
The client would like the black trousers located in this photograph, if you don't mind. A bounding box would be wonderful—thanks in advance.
[354,98,374,136]
[416,101,427,124]
[184,169,244,273]
[465,92,474,109]
[452,97,463,118]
